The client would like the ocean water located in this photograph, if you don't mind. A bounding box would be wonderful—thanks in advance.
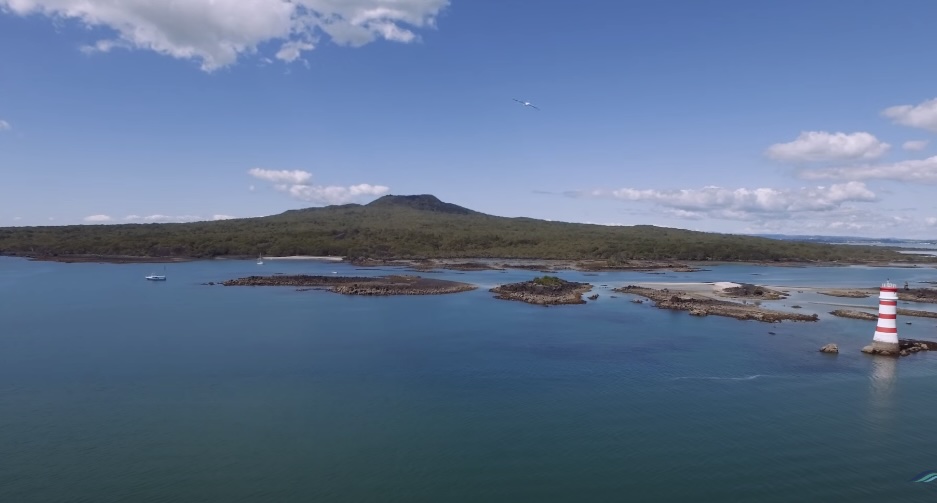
[1,257,937,502]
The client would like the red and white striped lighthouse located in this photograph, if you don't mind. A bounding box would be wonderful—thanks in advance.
[872,280,900,353]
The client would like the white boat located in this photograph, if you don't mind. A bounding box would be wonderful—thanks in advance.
[257,253,264,265]
[146,266,167,281]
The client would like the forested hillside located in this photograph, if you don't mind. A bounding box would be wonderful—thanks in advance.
[0,195,917,263]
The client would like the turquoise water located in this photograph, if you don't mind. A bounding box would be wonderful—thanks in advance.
[2,257,937,502]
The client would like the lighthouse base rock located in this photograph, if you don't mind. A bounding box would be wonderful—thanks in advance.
[862,339,933,357]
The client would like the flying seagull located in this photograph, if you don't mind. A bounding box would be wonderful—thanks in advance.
[513,98,540,110]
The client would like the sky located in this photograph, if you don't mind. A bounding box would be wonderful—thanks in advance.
[2,1,937,238]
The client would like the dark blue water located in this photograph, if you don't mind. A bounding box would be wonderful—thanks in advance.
[2,257,937,502]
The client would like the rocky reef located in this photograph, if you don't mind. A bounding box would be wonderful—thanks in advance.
[719,283,789,301]
[819,343,839,354]
[490,276,592,306]
[828,308,937,320]
[829,309,878,321]
[222,274,476,296]
[898,288,937,304]
[818,289,874,298]
[862,339,935,357]
[616,285,819,323]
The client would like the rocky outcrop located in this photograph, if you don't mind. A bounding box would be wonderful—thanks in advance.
[490,277,592,306]
[615,285,819,323]
[819,343,839,354]
[720,283,788,300]
[818,289,873,298]
[829,308,937,320]
[898,288,937,304]
[829,310,878,321]
[862,339,935,357]
[222,274,476,296]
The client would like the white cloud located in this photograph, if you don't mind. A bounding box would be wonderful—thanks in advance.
[883,98,937,132]
[573,182,877,221]
[926,217,937,227]
[212,214,236,220]
[275,40,314,62]
[249,168,389,204]
[13,217,21,221]
[1,0,449,71]
[0,119,10,131]
[123,214,205,223]
[903,140,929,151]
[279,182,390,204]
[83,214,113,222]
[801,155,937,183]
[248,168,313,184]
[766,131,890,162]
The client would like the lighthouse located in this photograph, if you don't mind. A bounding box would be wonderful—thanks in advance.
[871,280,900,354]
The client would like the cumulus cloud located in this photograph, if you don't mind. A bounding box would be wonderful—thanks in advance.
[0,119,10,131]
[883,97,937,132]
[903,140,929,151]
[212,214,236,220]
[571,182,877,221]
[248,168,313,184]
[801,156,937,183]
[83,214,112,222]
[766,131,890,162]
[279,182,390,204]
[275,40,315,63]
[123,214,205,223]
[249,168,389,204]
[0,0,448,71]
[927,217,937,227]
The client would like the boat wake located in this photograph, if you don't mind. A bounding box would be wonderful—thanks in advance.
[670,374,780,382]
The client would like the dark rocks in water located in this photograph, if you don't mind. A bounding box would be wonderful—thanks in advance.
[829,309,877,321]
[898,287,937,304]
[791,305,803,309]
[721,283,788,300]
[819,343,839,354]
[862,339,935,357]
[588,294,599,300]
[768,331,776,335]
[615,285,818,323]
[490,276,592,306]
[223,274,476,296]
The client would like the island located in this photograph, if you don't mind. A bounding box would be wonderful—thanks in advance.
[490,276,593,306]
[2,194,931,267]
[616,284,818,323]
[221,274,476,296]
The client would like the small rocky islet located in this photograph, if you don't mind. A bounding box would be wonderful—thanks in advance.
[615,285,818,323]
[489,276,593,306]
[221,274,476,296]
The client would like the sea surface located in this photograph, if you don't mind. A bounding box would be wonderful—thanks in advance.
[2,257,937,502]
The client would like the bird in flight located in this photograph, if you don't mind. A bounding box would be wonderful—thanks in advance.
[513,98,540,110]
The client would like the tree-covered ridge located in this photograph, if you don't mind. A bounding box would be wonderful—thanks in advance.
[0,195,921,263]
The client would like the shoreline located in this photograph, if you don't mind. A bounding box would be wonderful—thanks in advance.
[220,274,476,296]
[4,252,936,269]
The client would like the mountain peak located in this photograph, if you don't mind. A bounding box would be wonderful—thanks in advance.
[366,194,478,215]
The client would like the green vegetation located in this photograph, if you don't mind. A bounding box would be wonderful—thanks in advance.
[0,194,923,263]
[533,276,564,286]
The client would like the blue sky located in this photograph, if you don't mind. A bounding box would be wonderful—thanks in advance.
[2,1,937,237]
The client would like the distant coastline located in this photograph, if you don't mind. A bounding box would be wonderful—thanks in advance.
[5,253,937,270]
